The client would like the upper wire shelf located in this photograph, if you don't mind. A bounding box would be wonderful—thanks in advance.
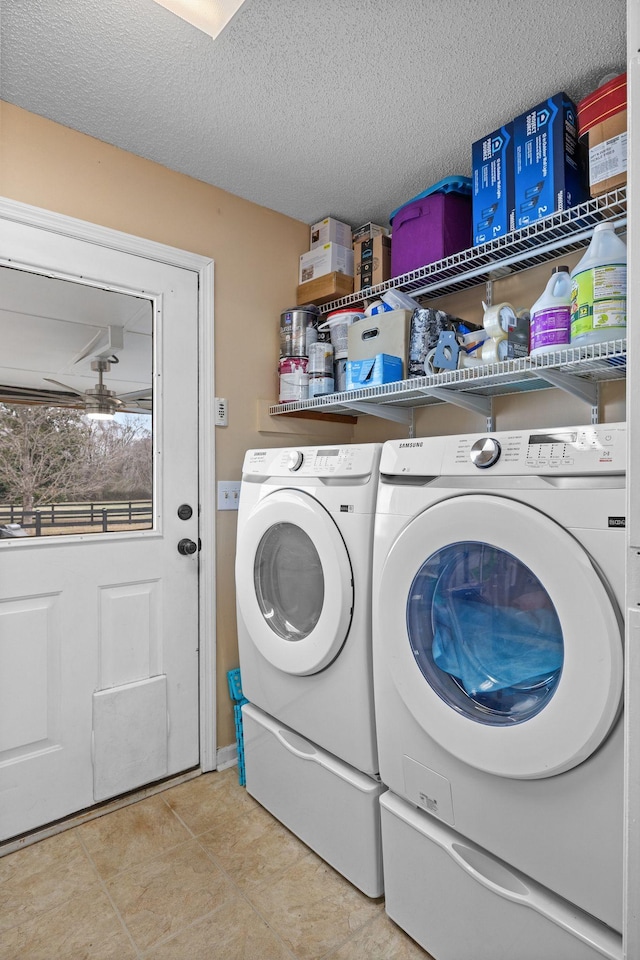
[318,186,627,314]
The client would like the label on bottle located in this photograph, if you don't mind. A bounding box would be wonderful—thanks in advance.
[529,305,571,351]
[571,264,627,339]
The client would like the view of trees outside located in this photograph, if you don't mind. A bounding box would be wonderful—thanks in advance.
[0,403,152,535]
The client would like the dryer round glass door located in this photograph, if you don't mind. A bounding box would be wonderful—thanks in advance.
[236,489,353,675]
[377,494,623,779]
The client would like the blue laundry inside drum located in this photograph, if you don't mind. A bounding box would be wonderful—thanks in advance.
[431,586,564,699]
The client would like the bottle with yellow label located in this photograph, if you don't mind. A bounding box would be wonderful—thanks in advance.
[570,222,627,347]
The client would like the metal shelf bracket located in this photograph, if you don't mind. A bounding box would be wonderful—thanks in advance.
[530,366,600,408]
[341,401,414,425]
[422,386,494,427]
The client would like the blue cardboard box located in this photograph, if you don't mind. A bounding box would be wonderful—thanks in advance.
[346,354,403,390]
[471,124,515,246]
[513,93,587,229]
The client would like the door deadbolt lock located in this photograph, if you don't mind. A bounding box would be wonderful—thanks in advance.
[177,538,198,556]
[177,504,193,520]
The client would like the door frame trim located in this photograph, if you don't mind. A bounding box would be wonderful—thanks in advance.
[0,196,217,772]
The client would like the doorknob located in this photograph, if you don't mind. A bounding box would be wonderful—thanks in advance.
[177,538,198,556]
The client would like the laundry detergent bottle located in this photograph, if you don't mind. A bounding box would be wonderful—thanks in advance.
[528,265,572,357]
[570,222,627,347]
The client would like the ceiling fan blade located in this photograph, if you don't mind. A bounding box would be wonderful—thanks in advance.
[0,384,80,404]
[44,377,87,398]
[116,388,153,402]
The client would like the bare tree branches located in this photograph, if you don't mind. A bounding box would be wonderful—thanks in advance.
[0,403,152,511]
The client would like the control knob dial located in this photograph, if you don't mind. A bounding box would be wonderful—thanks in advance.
[469,437,501,469]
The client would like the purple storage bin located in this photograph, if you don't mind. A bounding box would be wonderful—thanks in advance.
[390,192,472,278]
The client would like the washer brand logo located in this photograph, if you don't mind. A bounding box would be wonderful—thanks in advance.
[399,441,423,448]
[608,517,626,527]
[340,504,354,512]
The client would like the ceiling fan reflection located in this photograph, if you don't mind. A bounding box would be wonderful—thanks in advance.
[43,358,152,419]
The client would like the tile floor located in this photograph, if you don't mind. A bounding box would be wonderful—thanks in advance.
[0,767,433,959]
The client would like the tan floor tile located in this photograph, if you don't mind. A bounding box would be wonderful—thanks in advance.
[143,891,293,960]
[0,886,136,960]
[106,837,238,951]
[247,854,382,960]
[77,794,191,879]
[324,912,433,959]
[163,768,258,836]
[198,801,312,892]
[0,830,99,934]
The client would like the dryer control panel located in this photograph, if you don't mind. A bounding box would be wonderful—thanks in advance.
[379,423,626,477]
[242,444,381,480]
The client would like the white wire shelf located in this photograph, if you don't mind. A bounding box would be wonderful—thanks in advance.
[269,340,626,423]
[318,187,627,314]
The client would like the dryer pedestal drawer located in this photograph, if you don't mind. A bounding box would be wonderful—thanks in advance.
[380,791,622,960]
[242,702,385,897]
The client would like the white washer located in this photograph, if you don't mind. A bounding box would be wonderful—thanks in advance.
[235,443,385,896]
[373,423,625,958]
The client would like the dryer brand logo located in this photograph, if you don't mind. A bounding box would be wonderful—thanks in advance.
[608,517,626,527]
[399,441,424,448]
[340,505,354,513]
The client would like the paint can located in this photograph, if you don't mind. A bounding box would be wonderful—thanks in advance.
[279,307,319,357]
[308,341,334,376]
[309,376,335,398]
[279,357,309,403]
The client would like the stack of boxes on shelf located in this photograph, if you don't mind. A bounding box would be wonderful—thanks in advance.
[279,80,627,405]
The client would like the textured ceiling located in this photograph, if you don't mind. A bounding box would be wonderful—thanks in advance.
[0,0,627,230]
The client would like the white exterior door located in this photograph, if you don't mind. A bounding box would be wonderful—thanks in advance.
[0,206,207,840]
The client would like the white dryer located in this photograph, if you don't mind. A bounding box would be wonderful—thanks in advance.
[235,443,385,896]
[372,424,625,958]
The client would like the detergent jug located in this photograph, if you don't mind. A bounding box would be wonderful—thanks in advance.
[529,266,572,357]
[571,222,627,347]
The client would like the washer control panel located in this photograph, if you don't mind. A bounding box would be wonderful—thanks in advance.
[379,423,626,477]
[242,444,380,479]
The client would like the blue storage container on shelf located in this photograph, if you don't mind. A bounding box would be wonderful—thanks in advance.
[390,176,472,278]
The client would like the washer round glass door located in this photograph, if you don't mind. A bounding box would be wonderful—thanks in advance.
[378,494,623,778]
[236,489,353,675]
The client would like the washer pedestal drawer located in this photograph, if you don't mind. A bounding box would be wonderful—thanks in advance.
[380,791,622,960]
[242,702,384,897]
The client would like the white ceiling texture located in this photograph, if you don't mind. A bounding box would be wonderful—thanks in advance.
[0,0,627,230]
[0,1,628,405]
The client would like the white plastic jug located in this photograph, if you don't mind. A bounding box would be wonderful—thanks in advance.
[570,222,627,347]
[529,266,572,357]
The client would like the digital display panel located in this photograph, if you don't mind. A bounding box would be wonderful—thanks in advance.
[528,432,577,445]
[319,449,340,457]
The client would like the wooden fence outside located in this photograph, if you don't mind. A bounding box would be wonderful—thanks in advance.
[0,500,153,536]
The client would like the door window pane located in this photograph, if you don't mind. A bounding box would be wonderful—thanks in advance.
[407,541,564,725]
[0,266,153,539]
[254,522,324,641]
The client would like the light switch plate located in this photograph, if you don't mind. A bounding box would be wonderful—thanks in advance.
[217,480,241,510]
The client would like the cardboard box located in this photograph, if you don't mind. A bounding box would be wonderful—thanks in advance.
[348,309,412,376]
[296,271,354,307]
[472,124,515,245]
[310,217,352,249]
[353,234,391,292]
[352,222,389,243]
[299,242,354,284]
[346,354,403,391]
[578,74,627,197]
[513,93,587,229]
